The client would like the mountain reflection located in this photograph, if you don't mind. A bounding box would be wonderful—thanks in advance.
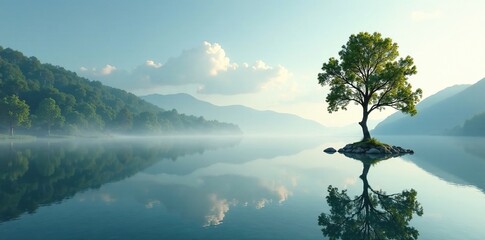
[318,156,423,240]
[0,138,239,222]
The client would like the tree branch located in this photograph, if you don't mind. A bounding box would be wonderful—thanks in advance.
[336,72,365,98]
[370,94,414,113]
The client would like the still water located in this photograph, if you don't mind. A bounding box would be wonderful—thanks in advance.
[0,135,484,239]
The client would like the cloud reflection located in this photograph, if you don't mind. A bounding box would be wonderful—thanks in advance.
[204,194,231,227]
[120,174,294,227]
[145,199,161,209]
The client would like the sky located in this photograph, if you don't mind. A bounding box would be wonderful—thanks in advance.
[1,0,484,127]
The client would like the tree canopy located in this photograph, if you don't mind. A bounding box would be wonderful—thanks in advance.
[35,97,64,135]
[0,46,241,136]
[0,95,30,136]
[318,32,422,140]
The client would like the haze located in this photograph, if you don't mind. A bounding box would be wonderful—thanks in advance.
[1,0,484,128]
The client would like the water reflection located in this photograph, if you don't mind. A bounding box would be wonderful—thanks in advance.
[377,136,485,194]
[0,138,239,222]
[318,156,423,240]
[109,173,291,227]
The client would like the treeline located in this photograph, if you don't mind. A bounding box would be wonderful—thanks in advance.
[0,47,240,136]
[450,112,485,136]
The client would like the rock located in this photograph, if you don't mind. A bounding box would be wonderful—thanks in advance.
[366,148,380,154]
[376,146,389,154]
[343,144,353,150]
[352,147,365,153]
[335,140,414,160]
[324,147,337,153]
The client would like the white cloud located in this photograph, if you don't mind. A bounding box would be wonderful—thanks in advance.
[79,64,117,76]
[196,60,291,94]
[203,41,237,75]
[100,64,117,75]
[411,10,443,22]
[252,60,270,70]
[78,41,292,95]
[145,60,162,68]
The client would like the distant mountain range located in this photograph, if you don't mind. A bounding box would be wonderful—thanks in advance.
[373,78,485,135]
[141,93,328,135]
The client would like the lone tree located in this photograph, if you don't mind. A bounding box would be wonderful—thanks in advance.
[36,97,64,136]
[0,95,31,136]
[318,32,422,140]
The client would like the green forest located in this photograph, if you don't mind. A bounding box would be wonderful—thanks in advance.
[0,47,241,136]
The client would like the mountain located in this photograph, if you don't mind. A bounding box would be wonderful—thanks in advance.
[141,93,328,135]
[0,46,240,135]
[376,84,470,126]
[454,111,485,136]
[373,78,485,135]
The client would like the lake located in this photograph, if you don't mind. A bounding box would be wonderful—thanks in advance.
[0,135,484,239]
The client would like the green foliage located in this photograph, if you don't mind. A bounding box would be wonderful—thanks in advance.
[318,162,423,240]
[366,137,383,146]
[318,32,422,139]
[114,107,133,131]
[0,46,241,135]
[35,97,64,135]
[0,58,29,95]
[0,95,31,136]
[353,137,385,147]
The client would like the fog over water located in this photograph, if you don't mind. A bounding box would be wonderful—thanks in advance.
[1,135,484,239]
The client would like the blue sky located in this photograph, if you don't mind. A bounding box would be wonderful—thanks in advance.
[1,0,484,126]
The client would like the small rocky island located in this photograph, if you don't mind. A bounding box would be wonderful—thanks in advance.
[323,138,414,160]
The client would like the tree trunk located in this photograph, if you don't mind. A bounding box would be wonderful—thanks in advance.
[359,111,371,141]
[9,126,14,137]
[360,162,371,181]
[360,162,372,238]
[47,124,51,136]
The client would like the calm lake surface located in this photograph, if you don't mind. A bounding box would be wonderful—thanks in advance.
[1,135,485,239]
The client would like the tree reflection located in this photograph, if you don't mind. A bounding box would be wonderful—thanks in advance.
[318,158,423,240]
[0,138,239,222]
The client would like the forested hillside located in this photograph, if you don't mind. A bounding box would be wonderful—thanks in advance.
[373,78,485,135]
[452,112,485,136]
[0,47,240,136]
